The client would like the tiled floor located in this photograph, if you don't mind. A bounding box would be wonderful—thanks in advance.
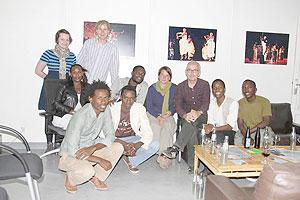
[0,150,197,200]
[0,149,256,200]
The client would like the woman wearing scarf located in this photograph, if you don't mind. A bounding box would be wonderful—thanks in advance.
[145,66,176,168]
[35,29,76,110]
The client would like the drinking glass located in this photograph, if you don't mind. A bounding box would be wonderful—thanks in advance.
[192,168,204,200]
[273,134,280,147]
[215,143,222,161]
[203,138,211,153]
[261,130,271,164]
[261,140,270,165]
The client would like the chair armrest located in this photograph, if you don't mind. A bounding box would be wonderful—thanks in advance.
[0,125,30,152]
[205,175,251,200]
[292,122,300,127]
[39,111,53,117]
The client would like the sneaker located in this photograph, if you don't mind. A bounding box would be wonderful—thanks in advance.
[162,146,178,159]
[89,176,108,191]
[123,157,139,174]
[64,175,77,194]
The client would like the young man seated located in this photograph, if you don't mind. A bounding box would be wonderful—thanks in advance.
[235,79,273,145]
[111,85,159,174]
[111,65,148,104]
[204,79,239,144]
[58,81,123,193]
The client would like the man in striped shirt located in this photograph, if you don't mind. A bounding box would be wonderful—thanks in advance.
[77,20,119,85]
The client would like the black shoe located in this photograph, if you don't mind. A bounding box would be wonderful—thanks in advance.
[45,142,54,153]
[54,142,61,148]
[162,146,179,159]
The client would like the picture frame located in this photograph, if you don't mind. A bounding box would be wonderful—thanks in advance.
[244,31,289,65]
[83,22,136,57]
[168,26,217,62]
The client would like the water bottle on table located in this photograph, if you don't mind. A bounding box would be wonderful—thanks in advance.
[220,136,229,165]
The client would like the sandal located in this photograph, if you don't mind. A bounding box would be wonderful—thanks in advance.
[123,157,139,174]
[89,176,108,191]
[64,175,77,194]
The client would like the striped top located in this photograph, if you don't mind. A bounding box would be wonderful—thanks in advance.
[77,38,119,84]
[40,49,76,75]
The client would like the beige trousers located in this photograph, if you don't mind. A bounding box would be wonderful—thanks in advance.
[58,142,123,185]
[147,113,176,154]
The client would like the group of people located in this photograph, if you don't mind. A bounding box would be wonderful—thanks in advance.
[35,19,273,193]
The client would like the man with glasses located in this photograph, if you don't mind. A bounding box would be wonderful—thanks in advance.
[163,61,210,169]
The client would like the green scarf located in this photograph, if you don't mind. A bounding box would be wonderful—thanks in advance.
[156,81,171,115]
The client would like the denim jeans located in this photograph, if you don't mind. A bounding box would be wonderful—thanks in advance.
[118,135,159,167]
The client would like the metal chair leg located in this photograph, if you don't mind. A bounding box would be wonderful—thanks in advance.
[33,179,41,200]
[25,173,36,200]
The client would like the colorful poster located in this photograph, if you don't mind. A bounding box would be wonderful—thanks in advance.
[168,26,217,61]
[244,31,289,65]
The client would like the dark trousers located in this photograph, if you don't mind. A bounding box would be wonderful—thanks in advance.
[175,115,207,168]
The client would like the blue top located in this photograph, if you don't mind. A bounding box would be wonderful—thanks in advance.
[145,83,176,117]
[40,49,76,77]
[38,49,76,110]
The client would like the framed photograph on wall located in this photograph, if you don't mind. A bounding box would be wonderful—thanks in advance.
[244,31,289,65]
[168,26,217,61]
[84,22,136,57]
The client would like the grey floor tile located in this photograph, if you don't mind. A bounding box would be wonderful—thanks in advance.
[1,150,196,200]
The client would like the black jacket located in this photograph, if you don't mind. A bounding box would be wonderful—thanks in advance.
[53,81,89,117]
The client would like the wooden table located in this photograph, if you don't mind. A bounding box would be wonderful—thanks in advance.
[194,145,264,178]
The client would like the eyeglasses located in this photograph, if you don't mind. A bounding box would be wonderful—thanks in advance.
[186,69,199,73]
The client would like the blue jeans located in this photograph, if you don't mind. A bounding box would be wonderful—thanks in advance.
[118,135,159,167]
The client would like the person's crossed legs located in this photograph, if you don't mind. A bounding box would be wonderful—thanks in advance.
[118,135,159,174]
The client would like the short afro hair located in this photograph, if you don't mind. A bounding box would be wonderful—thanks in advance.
[87,80,111,98]
[212,79,225,89]
[243,79,256,88]
[132,65,145,73]
[120,85,136,97]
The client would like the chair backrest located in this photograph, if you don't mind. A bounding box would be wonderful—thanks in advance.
[270,103,293,135]
[44,78,66,114]
[254,162,300,200]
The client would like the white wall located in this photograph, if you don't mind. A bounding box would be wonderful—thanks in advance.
[0,0,299,142]
[230,0,299,102]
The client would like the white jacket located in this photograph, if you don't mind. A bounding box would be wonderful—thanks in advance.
[110,102,153,149]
